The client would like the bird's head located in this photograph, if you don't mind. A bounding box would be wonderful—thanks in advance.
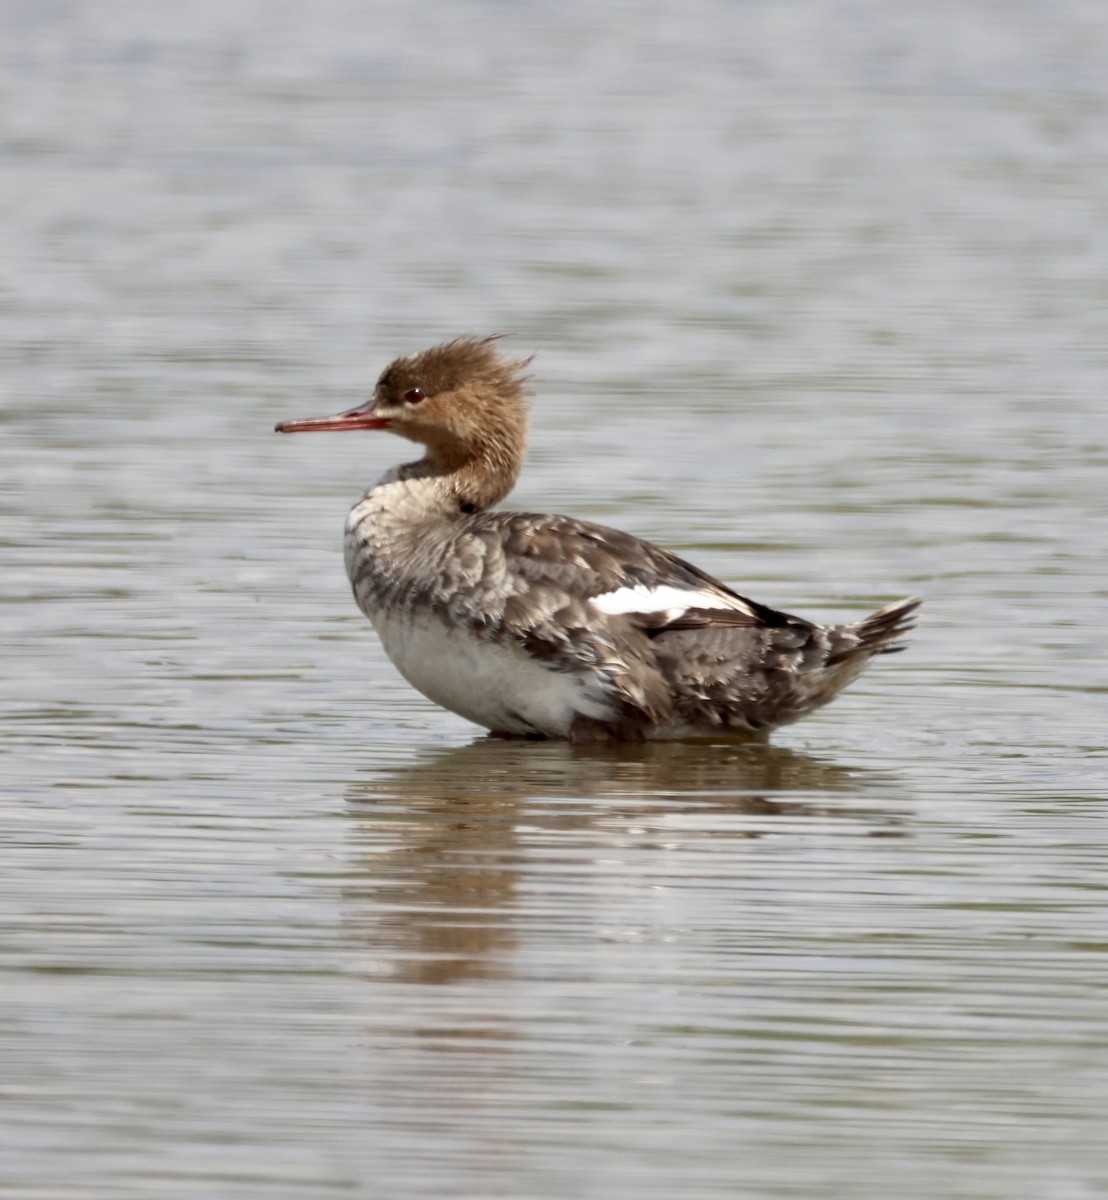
[275,337,532,475]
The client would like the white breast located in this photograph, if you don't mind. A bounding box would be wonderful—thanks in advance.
[370,608,615,736]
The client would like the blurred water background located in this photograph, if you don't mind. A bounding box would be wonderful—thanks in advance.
[3,1,1107,1197]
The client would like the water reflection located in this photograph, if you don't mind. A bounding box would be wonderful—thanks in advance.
[341,739,908,987]
[346,735,897,805]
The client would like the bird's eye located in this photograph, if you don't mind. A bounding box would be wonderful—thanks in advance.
[404,387,425,404]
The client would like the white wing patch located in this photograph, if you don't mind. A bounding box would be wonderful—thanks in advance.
[589,584,745,620]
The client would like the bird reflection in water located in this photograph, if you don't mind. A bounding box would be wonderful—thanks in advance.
[339,737,909,1158]
[340,738,908,989]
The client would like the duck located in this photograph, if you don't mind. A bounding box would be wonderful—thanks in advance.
[275,336,919,742]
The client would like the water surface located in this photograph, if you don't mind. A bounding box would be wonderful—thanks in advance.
[3,2,1108,1197]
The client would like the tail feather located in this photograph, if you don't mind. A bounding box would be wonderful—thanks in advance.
[827,596,921,665]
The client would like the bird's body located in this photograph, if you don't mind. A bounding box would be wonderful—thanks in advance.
[277,337,919,742]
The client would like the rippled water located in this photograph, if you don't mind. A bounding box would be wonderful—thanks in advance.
[4,2,1108,1197]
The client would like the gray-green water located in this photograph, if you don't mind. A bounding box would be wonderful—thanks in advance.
[3,2,1107,1197]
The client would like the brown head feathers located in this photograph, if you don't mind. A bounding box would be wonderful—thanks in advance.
[376,336,532,413]
[374,336,534,507]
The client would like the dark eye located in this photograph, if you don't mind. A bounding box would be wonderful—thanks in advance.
[404,387,425,405]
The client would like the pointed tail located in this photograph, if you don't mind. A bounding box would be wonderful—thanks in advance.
[844,596,922,660]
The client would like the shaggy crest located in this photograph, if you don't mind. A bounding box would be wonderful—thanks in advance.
[376,336,532,414]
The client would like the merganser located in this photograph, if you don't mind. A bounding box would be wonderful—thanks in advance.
[275,337,920,742]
